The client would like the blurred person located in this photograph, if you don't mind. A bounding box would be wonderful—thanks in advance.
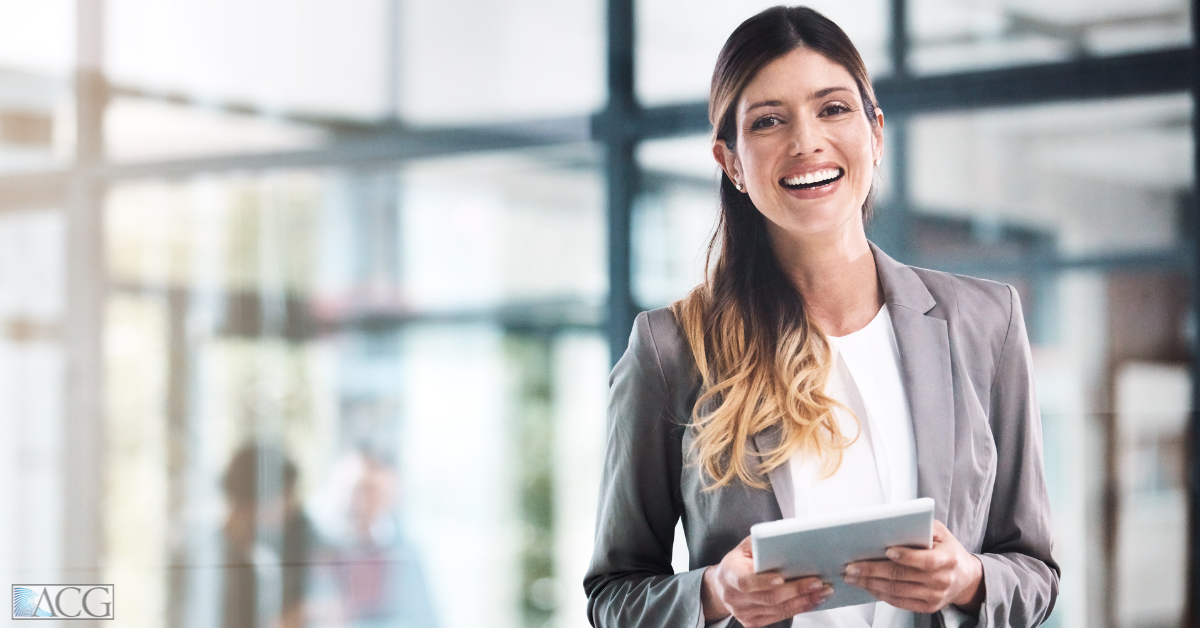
[585,6,1057,628]
[328,449,438,628]
[222,443,317,628]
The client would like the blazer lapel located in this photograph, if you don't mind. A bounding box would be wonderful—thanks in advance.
[871,243,955,524]
[752,424,795,519]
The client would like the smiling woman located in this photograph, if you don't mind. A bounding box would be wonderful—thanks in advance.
[716,48,881,237]
[585,6,1059,628]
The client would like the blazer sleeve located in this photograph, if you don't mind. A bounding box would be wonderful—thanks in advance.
[975,286,1060,627]
[583,312,707,627]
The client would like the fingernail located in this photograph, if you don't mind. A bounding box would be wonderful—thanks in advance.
[772,577,784,586]
[886,549,900,560]
[844,575,858,584]
[845,565,859,576]
[822,585,834,597]
[807,581,823,591]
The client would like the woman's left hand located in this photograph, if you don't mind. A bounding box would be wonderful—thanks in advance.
[843,520,985,614]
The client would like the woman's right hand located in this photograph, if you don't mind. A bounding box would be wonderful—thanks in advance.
[701,536,832,627]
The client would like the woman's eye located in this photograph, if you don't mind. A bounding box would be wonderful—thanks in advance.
[750,116,782,130]
[821,103,852,116]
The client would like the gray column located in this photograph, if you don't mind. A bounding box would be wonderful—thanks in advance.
[63,0,107,599]
[602,0,638,365]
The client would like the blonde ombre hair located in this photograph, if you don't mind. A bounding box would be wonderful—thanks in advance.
[672,6,881,490]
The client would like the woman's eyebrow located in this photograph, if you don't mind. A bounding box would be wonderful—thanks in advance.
[811,86,853,99]
[743,99,784,112]
[744,87,854,113]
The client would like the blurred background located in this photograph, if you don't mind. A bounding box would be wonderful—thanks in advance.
[0,0,1195,626]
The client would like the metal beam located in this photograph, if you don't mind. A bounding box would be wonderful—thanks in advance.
[1,50,1185,189]
[869,0,913,262]
[591,101,704,142]
[63,0,106,598]
[98,117,590,179]
[600,0,639,365]
[606,48,1192,140]
[1187,2,1200,625]
[0,117,591,191]
[920,248,1187,277]
[110,282,602,336]
[869,117,912,261]
[890,0,909,77]
[877,47,1190,113]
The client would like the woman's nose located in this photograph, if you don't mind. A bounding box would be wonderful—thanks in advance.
[788,119,824,155]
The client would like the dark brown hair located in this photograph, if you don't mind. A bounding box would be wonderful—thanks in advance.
[711,6,880,200]
[674,6,879,488]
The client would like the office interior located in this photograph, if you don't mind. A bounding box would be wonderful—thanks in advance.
[0,0,1195,626]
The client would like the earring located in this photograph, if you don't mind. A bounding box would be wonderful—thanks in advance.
[735,181,745,192]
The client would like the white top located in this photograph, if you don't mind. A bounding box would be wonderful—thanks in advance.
[788,305,919,628]
[701,306,930,628]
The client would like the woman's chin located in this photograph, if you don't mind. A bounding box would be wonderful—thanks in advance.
[765,215,863,247]
[763,197,862,236]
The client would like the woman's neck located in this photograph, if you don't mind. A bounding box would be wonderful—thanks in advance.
[768,220,883,337]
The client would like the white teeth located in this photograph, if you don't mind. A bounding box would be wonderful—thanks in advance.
[783,168,841,186]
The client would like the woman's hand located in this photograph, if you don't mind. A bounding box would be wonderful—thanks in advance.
[701,536,832,627]
[843,520,985,614]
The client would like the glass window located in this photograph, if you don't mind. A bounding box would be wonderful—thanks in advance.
[0,209,66,582]
[106,146,606,312]
[635,135,719,308]
[104,97,329,163]
[1113,359,1188,626]
[107,0,393,119]
[0,0,74,77]
[906,94,1190,258]
[101,146,607,628]
[903,95,1193,627]
[398,0,605,123]
[107,0,605,125]
[397,146,606,311]
[636,0,891,106]
[0,1,75,172]
[909,0,1191,75]
[0,71,73,174]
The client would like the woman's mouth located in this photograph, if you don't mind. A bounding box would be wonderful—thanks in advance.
[780,168,844,190]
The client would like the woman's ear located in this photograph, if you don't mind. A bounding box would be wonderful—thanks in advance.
[872,108,885,167]
[712,140,742,187]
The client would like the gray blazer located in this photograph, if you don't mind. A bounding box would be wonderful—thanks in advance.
[584,243,1059,628]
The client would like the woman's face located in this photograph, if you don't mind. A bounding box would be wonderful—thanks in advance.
[714,47,884,240]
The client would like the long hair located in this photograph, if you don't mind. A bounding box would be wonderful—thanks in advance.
[672,6,881,490]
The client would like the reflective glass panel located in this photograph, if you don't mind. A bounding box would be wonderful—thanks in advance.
[0,0,76,172]
[636,0,891,105]
[398,0,605,123]
[0,0,74,76]
[107,0,393,119]
[634,135,720,308]
[907,94,1190,258]
[0,209,66,584]
[903,95,1193,627]
[104,97,329,163]
[100,146,608,628]
[0,70,73,173]
[106,0,604,125]
[909,0,1191,75]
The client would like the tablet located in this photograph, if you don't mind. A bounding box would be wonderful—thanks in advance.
[750,497,935,610]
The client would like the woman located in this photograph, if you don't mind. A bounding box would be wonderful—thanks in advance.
[583,6,1058,628]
